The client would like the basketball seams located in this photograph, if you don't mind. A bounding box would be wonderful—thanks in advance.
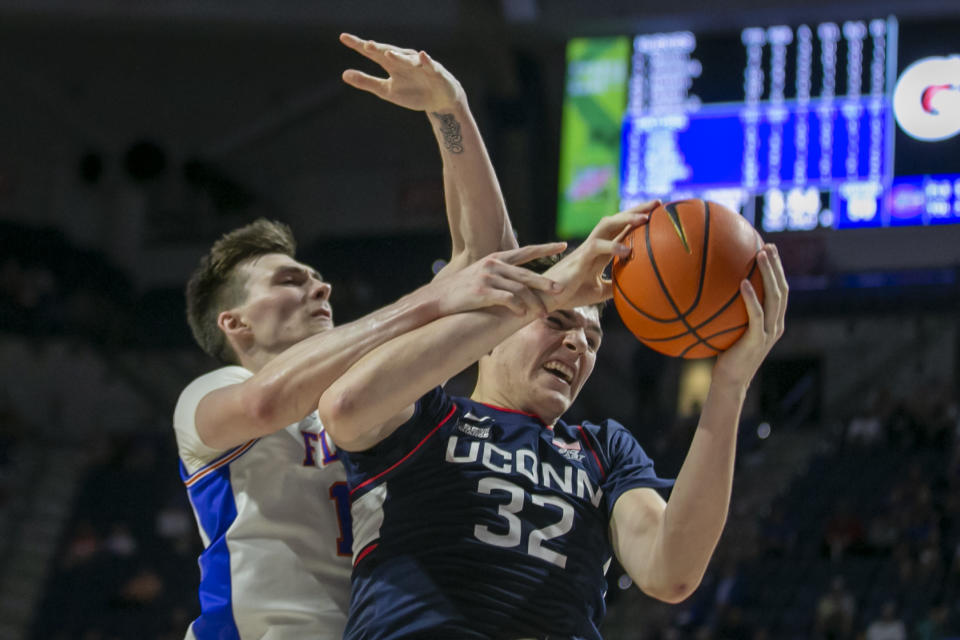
[643,220,688,324]
[670,251,758,352]
[676,322,749,358]
[682,256,759,339]
[683,199,711,317]
[613,277,683,323]
[638,273,752,343]
[640,202,724,353]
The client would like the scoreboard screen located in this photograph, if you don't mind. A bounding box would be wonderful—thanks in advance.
[557,15,960,237]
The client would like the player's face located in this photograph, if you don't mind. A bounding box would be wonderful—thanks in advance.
[487,306,601,423]
[232,253,333,353]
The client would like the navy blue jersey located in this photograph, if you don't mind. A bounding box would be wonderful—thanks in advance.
[340,387,674,640]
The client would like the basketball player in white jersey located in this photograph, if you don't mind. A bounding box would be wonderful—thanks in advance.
[172,34,561,639]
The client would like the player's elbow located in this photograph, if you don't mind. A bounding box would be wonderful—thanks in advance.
[317,389,364,450]
[632,560,702,604]
[639,577,699,604]
[241,379,283,428]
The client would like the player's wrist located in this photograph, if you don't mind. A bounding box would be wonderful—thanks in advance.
[399,282,446,324]
[429,92,468,117]
[535,290,559,315]
[706,367,750,402]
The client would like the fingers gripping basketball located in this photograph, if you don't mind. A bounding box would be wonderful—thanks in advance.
[612,199,764,359]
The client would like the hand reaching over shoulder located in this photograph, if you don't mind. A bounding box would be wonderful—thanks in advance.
[340,33,464,113]
[429,242,567,318]
[542,201,659,310]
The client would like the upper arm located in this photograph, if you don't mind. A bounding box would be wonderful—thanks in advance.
[609,487,667,595]
[330,402,416,453]
[174,367,270,466]
[175,365,296,451]
[193,381,276,450]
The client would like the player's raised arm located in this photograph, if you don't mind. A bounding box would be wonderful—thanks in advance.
[318,209,650,452]
[340,33,517,274]
[608,244,788,603]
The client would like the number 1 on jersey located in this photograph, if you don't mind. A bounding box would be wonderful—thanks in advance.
[329,482,353,557]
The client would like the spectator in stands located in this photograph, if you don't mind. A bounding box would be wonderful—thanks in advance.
[104,523,137,557]
[892,542,922,592]
[815,575,856,640]
[115,565,164,608]
[679,557,747,630]
[923,387,955,447]
[758,504,797,557]
[846,398,885,447]
[823,499,866,559]
[913,603,950,640]
[886,399,920,447]
[864,601,906,640]
[691,625,713,639]
[0,394,25,507]
[62,520,100,568]
[865,510,899,555]
[0,256,61,333]
[155,498,193,555]
[917,530,945,586]
[713,606,752,640]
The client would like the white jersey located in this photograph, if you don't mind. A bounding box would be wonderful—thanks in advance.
[173,366,352,640]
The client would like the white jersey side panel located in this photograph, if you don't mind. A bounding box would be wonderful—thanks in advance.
[174,366,351,640]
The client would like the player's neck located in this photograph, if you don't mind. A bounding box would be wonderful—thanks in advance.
[470,386,557,426]
[469,385,515,414]
[238,348,273,373]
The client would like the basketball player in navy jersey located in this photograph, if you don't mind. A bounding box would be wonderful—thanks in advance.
[172,34,564,639]
[319,210,788,638]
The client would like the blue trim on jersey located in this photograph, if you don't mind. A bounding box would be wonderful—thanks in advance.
[179,459,241,640]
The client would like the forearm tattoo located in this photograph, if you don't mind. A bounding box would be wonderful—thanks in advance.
[431,112,464,154]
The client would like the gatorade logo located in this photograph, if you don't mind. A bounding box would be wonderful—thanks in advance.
[893,56,960,141]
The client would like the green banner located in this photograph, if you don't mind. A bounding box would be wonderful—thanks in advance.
[557,37,631,238]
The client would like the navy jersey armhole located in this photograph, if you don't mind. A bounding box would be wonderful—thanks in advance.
[345,387,456,494]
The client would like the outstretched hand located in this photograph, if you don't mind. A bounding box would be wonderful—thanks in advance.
[712,244,789,389]
[431,242,567,318]
[542,201,660,311]
[340,33,464,113]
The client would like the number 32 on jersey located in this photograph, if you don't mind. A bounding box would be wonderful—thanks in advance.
[474,477,574,568]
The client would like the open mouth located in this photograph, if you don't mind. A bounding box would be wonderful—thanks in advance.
[543,361,574,385]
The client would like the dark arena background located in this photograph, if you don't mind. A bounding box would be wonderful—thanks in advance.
[1,0,959,638]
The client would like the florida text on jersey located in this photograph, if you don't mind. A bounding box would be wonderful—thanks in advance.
[340,386,673,640]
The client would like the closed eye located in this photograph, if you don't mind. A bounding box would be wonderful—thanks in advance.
[276,270,308,286]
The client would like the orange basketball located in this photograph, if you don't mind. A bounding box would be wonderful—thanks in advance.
[612,199,764,359]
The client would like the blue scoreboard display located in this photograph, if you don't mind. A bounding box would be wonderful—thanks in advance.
[557,15,960,236]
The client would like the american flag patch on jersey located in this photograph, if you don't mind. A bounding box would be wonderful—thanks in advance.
[552,438,581,451]
[552,438,584,461]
